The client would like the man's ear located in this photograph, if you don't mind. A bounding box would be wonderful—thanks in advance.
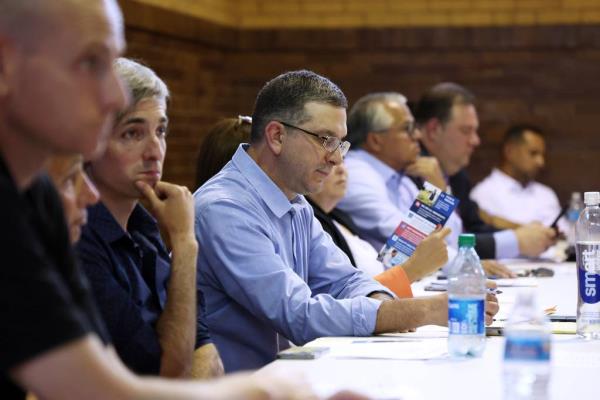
[263,121,286,156]
[364,131,384,153]
[422,118,442,142]
[502,142,516,163]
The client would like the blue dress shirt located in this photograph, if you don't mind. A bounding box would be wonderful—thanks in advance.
[194,144,392,372]
[337,149,519,259]
[76,202,212,375]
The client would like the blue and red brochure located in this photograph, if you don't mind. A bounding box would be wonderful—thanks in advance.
[377,181,460,269]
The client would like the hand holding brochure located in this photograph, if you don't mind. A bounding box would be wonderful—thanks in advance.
[377,181,459,269]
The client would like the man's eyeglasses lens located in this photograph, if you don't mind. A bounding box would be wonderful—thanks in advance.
[277,120,350,157]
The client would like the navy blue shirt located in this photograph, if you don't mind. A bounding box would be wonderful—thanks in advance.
[76,202,211,375]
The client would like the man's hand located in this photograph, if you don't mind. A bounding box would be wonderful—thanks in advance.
[404,157,447,191]
[213,370,372,400]
[481,259,517,278]
[402,227,450,282]
[484,291,499,325]
[136,180,195,246]
[514,222,557,257]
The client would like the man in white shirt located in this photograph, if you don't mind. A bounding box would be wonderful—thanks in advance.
[414,83,556,260]
[470,125,564,228]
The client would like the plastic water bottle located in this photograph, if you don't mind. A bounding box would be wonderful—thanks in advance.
[503,290,551,400]
[566,192,584,245]
[447,233,486,357]
[575,191,600,339]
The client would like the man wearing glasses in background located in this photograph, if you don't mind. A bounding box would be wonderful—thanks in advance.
[337,92,452,251]
[337,91,517,278]
[194,71,499,372]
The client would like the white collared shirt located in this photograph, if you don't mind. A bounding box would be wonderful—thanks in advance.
[470,168,562,227]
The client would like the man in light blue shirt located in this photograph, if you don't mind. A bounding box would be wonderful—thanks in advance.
[336,93,460,253]
[194,72,496,372]
[338,90,554,265]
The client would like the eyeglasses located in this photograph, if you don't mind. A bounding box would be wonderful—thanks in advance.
[276,120,351,157]
[237,115,252,126]
[374,121,418,138]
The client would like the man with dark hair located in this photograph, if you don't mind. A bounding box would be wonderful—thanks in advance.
[194,71,499,372]
[250,70,348,143]
[470,124,563,228]
[414,82,556,259]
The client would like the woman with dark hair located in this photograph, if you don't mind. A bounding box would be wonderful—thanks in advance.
[195,116,252,189]
[195,117,449,298]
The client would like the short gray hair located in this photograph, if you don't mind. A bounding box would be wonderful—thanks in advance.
[113,57,170,122]
[346,92,407,147]
[250,70,347,143]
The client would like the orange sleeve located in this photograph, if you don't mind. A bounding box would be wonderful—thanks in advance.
[374,266,413,298]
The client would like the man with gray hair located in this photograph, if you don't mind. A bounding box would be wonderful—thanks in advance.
[78,57,222,379]
[0,1,365,399]
[337,92,452,251]
[194,72,499,372]
[337,91,517,278]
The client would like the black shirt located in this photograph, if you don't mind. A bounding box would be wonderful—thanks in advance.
[307,198,358,267]
[0,156,109,399]
[417,145,498,258]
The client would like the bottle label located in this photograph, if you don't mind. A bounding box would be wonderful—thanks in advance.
[504,336,550,361]
[448,298,484,335]
[576,243,600,304]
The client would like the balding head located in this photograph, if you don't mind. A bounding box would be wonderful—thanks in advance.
[0,0,124,51]
[0,0,126,188]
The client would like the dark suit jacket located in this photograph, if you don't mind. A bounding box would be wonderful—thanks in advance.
[416,144,500,258]
[307,198,358,267]
[447,169,498,259]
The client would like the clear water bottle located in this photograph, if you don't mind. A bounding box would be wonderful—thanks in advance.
[503,290,551,400]
[566,192,584,245]
[447,233,486,357]
[575,191,600,339]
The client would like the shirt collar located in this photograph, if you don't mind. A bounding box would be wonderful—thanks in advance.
[87,201,158,243]
[491,168,530,191]
[231,143,302,219]
[346,149,403,184]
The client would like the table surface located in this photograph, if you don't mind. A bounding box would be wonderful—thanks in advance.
[261,261,600,400]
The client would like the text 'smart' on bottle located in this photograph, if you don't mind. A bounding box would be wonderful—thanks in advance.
[575,191,600,339]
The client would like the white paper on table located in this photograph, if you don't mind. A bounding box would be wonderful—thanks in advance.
[383,325,449,339]
[494,277,538,287]
[309,368,424,400]
[327,338,448,360]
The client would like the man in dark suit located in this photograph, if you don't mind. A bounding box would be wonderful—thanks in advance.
[414,82,556,260]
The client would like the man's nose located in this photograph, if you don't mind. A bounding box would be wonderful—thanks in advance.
[143,133,163,160]
[80,172,100,207]
[328,148,343,166]
[412,127,422,141]
[471,131,481,147]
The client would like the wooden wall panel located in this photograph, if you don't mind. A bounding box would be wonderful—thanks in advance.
[121,2,600,201]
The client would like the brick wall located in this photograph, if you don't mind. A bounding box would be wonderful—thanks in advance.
[132,0,600,28]
[121,0,600,203]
